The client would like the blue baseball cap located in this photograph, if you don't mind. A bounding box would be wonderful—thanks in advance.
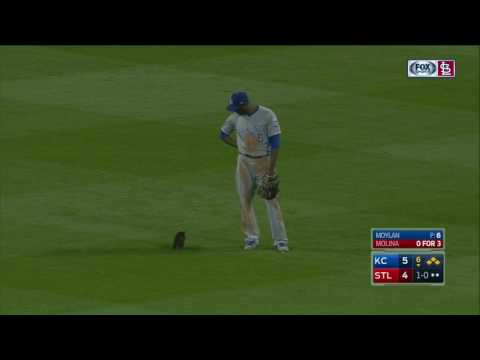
[227,91,249,112]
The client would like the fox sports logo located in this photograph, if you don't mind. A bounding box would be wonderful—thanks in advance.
[409,60,436,75]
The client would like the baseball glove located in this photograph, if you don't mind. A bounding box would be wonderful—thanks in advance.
[257,174,280,200]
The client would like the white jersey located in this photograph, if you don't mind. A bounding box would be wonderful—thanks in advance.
[220,105,281,157]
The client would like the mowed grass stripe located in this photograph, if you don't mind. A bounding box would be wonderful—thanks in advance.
[1,63,340,123]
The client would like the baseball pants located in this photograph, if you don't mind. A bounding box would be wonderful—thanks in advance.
[235,154,288,245]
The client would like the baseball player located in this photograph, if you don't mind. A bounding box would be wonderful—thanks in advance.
[219,91,289,252]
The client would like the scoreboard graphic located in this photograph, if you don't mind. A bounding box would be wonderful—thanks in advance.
[370,228,445,286]
[371,252,445,285]
[371,228,445,250]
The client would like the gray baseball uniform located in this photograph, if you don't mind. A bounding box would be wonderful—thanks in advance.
[221,106,288,246]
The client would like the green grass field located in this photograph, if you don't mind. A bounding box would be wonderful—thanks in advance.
[1,46,478,314]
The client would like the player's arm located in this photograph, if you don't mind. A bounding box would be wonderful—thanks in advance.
[219,114,237,148]
[268,134,280,176]
[219,130,237,148]
[267,111,281,176]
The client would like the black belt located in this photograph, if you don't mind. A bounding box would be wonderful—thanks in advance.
[239,152,269,159]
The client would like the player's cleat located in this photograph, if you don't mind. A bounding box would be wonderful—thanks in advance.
[244,239,259,250]
[274,241,289,253]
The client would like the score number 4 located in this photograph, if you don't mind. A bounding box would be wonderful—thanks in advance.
[400,256,411,280]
